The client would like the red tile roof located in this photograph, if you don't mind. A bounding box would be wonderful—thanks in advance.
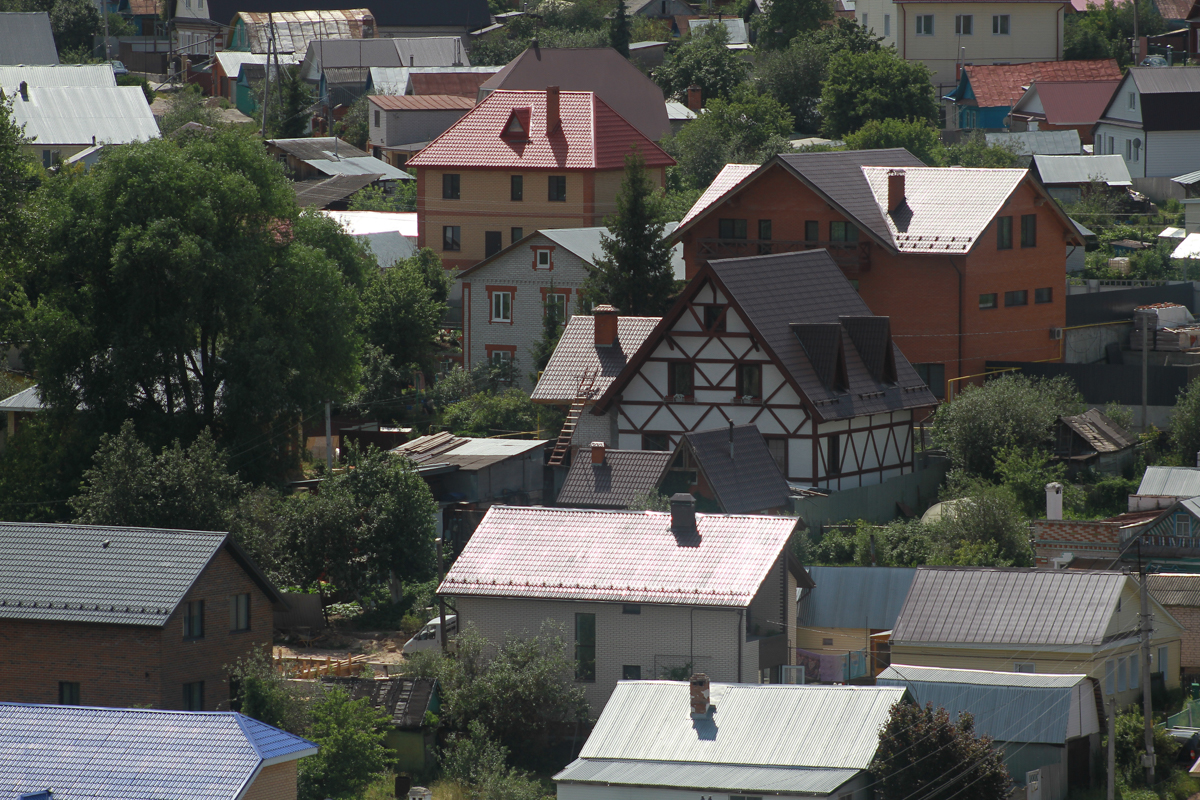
[438,505,799,606]
[369,94,476,111]
[1021,80,1120,125]
[410,71,496,98]
[406,90,675,170]
[963,59,1121,108]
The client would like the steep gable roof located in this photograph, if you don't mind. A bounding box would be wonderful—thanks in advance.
[532,314,660,402]
[955,59,1121,109]
[679,424,790,513]
[556,448,674,509]
[679,162,756,227]
[10,85,158,146]
[0,12,58,65]
[408,89,674,170]
[439,505,804,606]
[1059,408,1139,453]
[1012,80,1121,126]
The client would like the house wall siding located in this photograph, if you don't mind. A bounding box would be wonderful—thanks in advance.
[1094,123,1146,178]
[373,107,470,148]
[1147,130,1200,180]
[243,760,300,800]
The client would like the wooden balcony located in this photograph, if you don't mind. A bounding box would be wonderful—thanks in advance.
[697,239,872,276]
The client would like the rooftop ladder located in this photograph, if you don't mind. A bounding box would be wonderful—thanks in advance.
[548,369,597,467]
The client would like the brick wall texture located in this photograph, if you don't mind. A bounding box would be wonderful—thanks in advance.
[243,760,300,800]
[1032,519,1122,567]
[1169,606,1200,672]
[0,546,273,710]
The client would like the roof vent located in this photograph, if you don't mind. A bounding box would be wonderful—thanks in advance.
[18,81,28,101]
[102,539,111,548]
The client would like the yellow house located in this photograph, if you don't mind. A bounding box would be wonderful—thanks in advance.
[890,567,1183,709]
[796,566,917,675]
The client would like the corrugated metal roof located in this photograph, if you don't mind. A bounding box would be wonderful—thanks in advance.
[1032,155,1133,187]
[0,704,316,799]
[370,94,475,111]
[11,85,158,146]
[878,665,1088,744]
[575,681,905,769]
[439,506,798,606]
[392,433,546,470]
[366,65,498,96]
[557,448,673,509]
[892,568,1128,646]
[0,384,45,412]
[1173,233,1200,259]
[798,567,917,629]
[531,315,659,402]
[1130,66,1200,94]
[687,17,750,43]
[303,154,410,179]
[362,231,417,268]
[555,759,861,794]
[0,12,58,65]
[1137,466,1200,498]
[666,100,696,121]
[207,0,490,32]
[682,424,790,513]
[984,129,1081,155]
[1148,573,1200,607]
[303,37,469,75]
[294,173,380,207]
[0,65,115,94]
[235,9,372,55]
[1173,169,1200,186]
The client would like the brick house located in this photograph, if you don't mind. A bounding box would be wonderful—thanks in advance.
[1036,497,1200,571]
[1147,574,1200,679]
[0,703,316,800]
[406,88,675,271]
[670,150,1082,398]
[438,497,811,709]
[0,522,284,711]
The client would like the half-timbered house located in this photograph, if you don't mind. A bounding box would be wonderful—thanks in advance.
[588,250,939,490]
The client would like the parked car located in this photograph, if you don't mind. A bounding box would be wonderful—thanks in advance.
[402,614,457,654]
[1167,728,1200,763]
[1141,56,1169,67]
[110,61,129,76]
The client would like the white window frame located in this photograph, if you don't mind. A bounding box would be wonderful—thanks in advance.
[535,249,551,269]
[491,291,512,322]
[992,14,1010,34]
[916,14,934,34]
[1177,515,1192,537]
[545,292,567,320]
[1014,662,1035,673]
[1129,91,1137,109]
[1159,645,1170,676]
[884,13,890,35]
[490,349,512,368]
[955,14,973,35]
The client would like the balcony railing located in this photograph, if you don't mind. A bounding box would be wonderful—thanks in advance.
[697,239,872,275]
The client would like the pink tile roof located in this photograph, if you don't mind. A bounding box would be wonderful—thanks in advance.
[369,94,476,111]
[963,59,1121,108]
[679,163,758,228]
[406,90,675,171]
[438,505,799,606]
[531,315,660,402]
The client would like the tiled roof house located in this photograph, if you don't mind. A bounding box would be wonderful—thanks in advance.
[0,522,285,711]
[439,500,811,707]
[1009,79,1122,145]
[0,703,316,800]
[556,443,674,510]
[406,88,675,270]
[669,150,1082,397]
[945,59,1122,130]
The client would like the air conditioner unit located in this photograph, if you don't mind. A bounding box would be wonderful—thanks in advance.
[781,665,806,685]
[1050,327,1064,340]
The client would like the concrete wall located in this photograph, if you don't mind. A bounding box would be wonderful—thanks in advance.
[1167,605,1200,673]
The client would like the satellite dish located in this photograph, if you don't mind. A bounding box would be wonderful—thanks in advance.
[1134,138,1143,148]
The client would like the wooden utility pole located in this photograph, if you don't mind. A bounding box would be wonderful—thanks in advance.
[436,537,448,652]
[1139,538,1156,786]
[260,12,273,138]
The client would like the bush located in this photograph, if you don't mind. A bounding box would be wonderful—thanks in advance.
[442,388,560,438]
[299,688,397,800]
[440,721,551,800]
[116,73,155,104]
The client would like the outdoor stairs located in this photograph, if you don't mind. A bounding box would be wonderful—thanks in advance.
[548,369,597,467]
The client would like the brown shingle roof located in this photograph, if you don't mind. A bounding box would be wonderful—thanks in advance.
[410,71,495,97]
[556,448,673,509]
[680,425,789,514]
[1059,408,1139,453]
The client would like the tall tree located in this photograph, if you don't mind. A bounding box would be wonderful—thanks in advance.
[752,0,833,50]
[818,49,937,138]
[583,148,675,315]
[530,288,564,379]
[843,118,942,166]
[261,65,316,140]
[653,23,750,105]
[298,688,396,800]
[610,0,631,57]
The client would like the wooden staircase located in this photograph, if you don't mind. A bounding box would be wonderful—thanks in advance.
[548,369,597,467]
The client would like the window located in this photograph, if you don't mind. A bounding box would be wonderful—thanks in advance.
[1128,91,1137,110]
[230,593,250,632]
[545,292,567,322]
[992,14,1009,33]
[511,175,523,201]
[59,681,80,705]
[534,248,552,269]
[489,349,512,370]
[1177,514,1193,537]
[1021,214,1037,247]
[511,227,523,244]
[884,13,890,35]
[183,681,205,711]
[622,604,641,614]
[485,231,502,258]
[758,219,772,254]
[183,600,204,639]
[861,12,868,29]
[1108,135,1114,155]
[703,304,726,331]
[1131,653,1140,689]
[622,665,642,680]
[491,291,512,322]
[1105,659,1115,694]
[1159,645,1170,676]
[916,13,933,34]
[642,433,670,451]
[1005,290,1028,307]
[668,362,694,397]
[823,637,834,646]
[575,613,596,682]
[979,293,998,309]
[548,175,566,201]
[1133,140,1140,161]
[736,363,762,399]
[442,173,460,200]
[766,438,786,474]
[373,110,380,127]
[955,14,973,34]
[718,218,748,239]
[915,363,946,399]
[827,434,841,476]
[1118,657,1127,692]
[1035,287,1053,304]
[1014,662,1036,673]
[996,216,1013,249]
[830,221,859,242]
[442,226,461,251]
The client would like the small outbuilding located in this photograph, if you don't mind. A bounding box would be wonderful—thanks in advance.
[1054,407,1139,474]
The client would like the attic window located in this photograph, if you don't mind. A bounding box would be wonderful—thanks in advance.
[501,108,532,142]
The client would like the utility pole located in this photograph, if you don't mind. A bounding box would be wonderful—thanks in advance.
[1139,309,1154,429]
[436,537,448,652]
[1139,537,1156,786]
[1133,0,1140,64]
[1107,695,1116,800]
[324,400,333,474]
[260,11,273,138]
[102,0,110,61]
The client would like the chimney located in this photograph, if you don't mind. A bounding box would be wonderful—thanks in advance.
[591,441,606,464]
[689,673,710,716]
[546,85,561,133]
[1046,482,1063,520]
[686,84,702,112]
[594,304,618,347]
[671,493,697,536]
[887,169,906,213]
[19,81,28,101]
[409,54,414,67]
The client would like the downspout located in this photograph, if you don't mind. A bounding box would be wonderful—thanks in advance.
[737,608,744,683]
[948,256,964,394]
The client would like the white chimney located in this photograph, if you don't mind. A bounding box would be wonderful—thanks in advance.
[689,673,710,716]
[1046,482,1063,520]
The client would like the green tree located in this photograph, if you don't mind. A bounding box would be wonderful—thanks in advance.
[940,130,1020,168]
[1172,378,1200,466]
[936,479,1034,566]
[298,687,396,800]
[1067,0,1164,66]
[49,0,101,55]
[872,702,1011,800]
[227,648,310,733]
[610,0,631,57]
[992,446,1070,517]
[359,247,450,379]
[582,148,675,315]
[334,92,370,150]
[1064,18,1113,60]
[259,65,315,140]
[751,0,834,49]
[1061,181,1123,231]
[116,73,156,104]
[348,180,417,212]
[653,23,750,105]
[441,720,552,800]
[529,288,564,379]
[158,84,220,135]
[818,48,937,138]
[442,388,549,437]
[843,118,942,166]
[0,96,40,289]
[1113,709,1179,784]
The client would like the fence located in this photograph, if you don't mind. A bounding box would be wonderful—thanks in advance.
[1065,283,1194,327]
[791,454,951,532]
[275,651,370,679]
[986,361,1198,408]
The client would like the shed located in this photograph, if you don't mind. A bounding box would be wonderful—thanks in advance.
[1054,407,1139,473]
[1031,154,1133,204]
[319,677,438,772]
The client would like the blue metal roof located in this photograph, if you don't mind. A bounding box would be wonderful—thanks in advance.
[798,567,917,630]
[0,704,317,800]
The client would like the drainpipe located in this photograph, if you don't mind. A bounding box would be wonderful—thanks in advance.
[737,609,744,683]
[948,256,964,394]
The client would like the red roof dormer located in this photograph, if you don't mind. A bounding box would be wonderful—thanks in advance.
[500,107,531,143]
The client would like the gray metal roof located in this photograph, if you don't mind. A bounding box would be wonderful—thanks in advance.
[302,37,468,77]
[362,231,416,268]
[293,173,380,207]
[878,665,1090,744]
[0,12,59,65]
[10,85,159,146]
[539,225,687,280]
[688,17,750,44]
[0,65,115,95]
[681,424,789,514]
[392,432,546,470]
[1032,154,1132,186]
[1130,66,1200,94]
[268,137,410,180]
[1137,466,1200,498]
[798,567,917,630]
[367,65,498,94]
[1148,573,1200,607]
[557,448,673,509]
[0,385,45,413]
[892,568,1129,647]
[985,129,1081,155]
[555,759,861,795]
[576,681,906,771]
[0,522,235,627]
[1174,169,1200,186]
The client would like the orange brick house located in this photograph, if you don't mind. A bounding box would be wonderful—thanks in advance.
[0,522,284,712]
[406,87,675,271]
[670,149,1082,398]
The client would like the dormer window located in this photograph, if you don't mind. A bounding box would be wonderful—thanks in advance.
[501,108,532,142]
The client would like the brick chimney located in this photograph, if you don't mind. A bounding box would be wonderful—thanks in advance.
[546,85,561,133]
[591,442,606,464]
[689,673,710,716]
[686,84,702,112]
[671,493,697,537]
[594,304,618,347]
[887,169,906,213]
